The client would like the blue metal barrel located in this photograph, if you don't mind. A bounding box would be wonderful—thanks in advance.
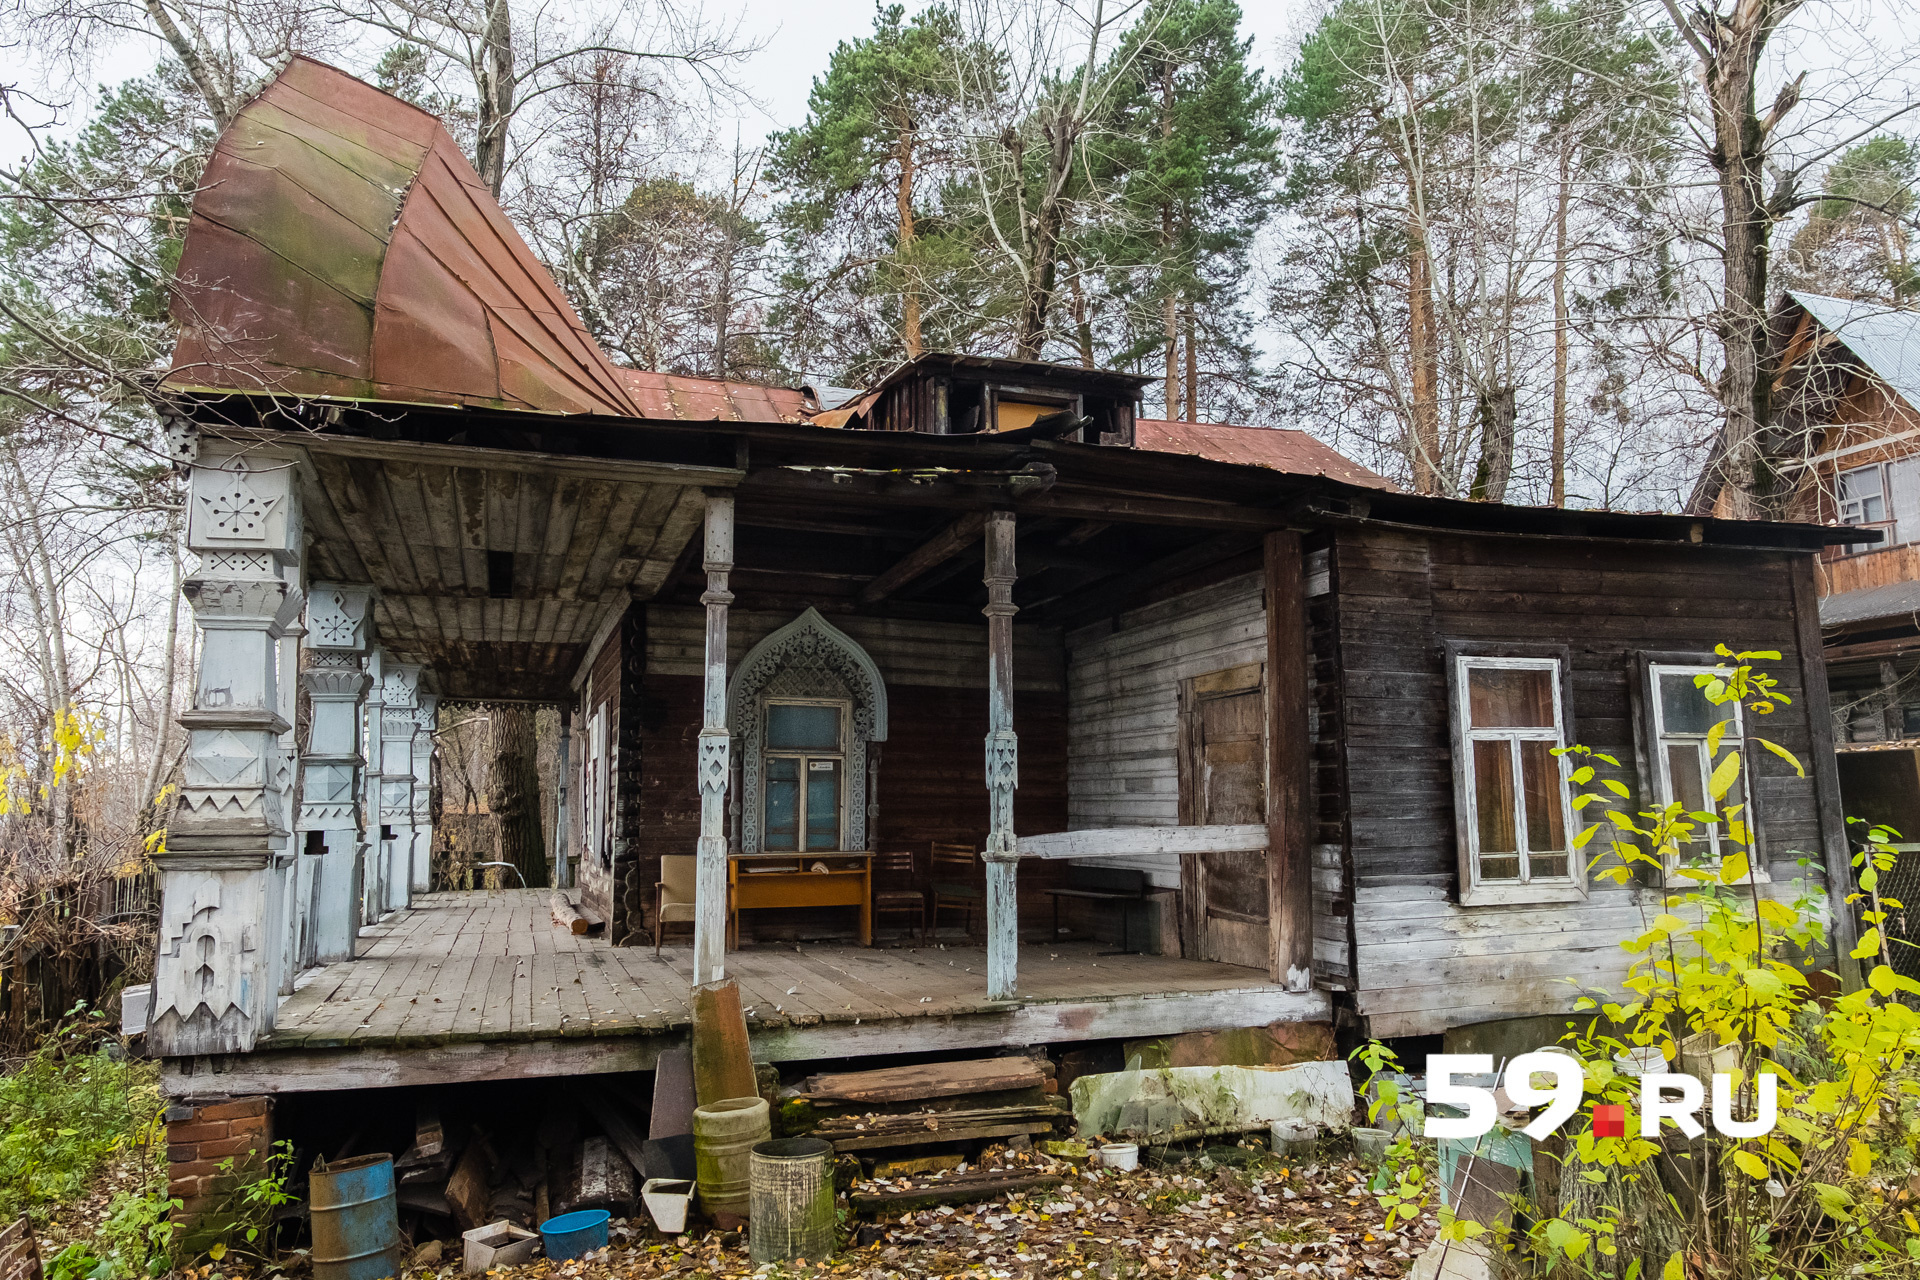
[309,1153,402,1280]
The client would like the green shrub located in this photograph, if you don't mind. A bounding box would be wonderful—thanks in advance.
[0,1029,158,1220]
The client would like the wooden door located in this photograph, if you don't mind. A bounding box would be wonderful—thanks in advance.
[1179,664,1269,968]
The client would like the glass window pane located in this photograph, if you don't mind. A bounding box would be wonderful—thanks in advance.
[1520,740,1567,856]
[1467,666,1556,728]
[765,756,799,851]
[768,703,842,751]
[1665,741,1711,863]
[1657,672,1719,735]
[805,759,840,851]
[1479,854,1521,882]
[1530,853,1569,879]
[1474,739,1519,865]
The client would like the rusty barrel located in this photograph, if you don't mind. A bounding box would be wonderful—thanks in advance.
[310,1154,402,1280]
[693,1096,770,1224]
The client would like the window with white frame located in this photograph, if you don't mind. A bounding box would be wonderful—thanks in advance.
[1449,653,1584,904]
[1837,457,1920,552]
[762,699,848,852]
[1647,664,1755,873]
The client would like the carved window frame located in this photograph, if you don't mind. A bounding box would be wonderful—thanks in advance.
[729,608,888,853]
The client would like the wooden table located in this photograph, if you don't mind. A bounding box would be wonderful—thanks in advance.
[728,853,873,947]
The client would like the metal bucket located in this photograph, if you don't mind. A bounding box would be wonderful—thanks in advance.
[747,1138,836,1264]
[693,1096,770,1224]
[310,1153,402,1280]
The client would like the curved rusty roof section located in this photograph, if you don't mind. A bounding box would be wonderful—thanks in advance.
[166,57,640,416]
[1135,419,1398,490]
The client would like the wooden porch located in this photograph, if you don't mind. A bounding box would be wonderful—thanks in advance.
[160,890,1325,1095]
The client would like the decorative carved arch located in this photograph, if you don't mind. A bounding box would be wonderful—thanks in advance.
[729,608,888,853]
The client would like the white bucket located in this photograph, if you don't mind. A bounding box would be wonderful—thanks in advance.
[1098,1142,1139,1171]
[640,1178,693,1235]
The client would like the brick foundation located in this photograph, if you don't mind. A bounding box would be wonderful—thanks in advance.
[164,1095,273,1221]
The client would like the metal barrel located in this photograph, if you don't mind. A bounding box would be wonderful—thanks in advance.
[747,1138,836,1264]
[309,1154,402,1280]
[693,1096,771,1223]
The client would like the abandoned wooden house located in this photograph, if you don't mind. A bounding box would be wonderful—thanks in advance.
[1694,290,1920,976]
[150,58,1861,1207]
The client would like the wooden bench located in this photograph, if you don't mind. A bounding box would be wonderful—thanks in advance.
[1044,865,1153,954]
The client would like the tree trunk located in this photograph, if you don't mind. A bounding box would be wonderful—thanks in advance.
[1470,386,1517,502]
[898,125,922,359]
[489,705,548,889]
[1407,212,1443,495]
[1551,151,1572,508]
[1184,296,1199,422]
[1160,64,1178,416]
[1163,277,1180,417]
[1068,261,1095,367]
[474,0,518,196]
[145,0,236,125]
[140,521,184,815]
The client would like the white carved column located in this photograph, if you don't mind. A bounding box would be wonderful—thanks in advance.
[378,663,422,913]
[982,510,1020,1000]
[361,647,387,921]
[300,583,375,965]
[273,590,304,996]
[693,492,734,986]
[150,448,303,1056]
[411,693,438,893]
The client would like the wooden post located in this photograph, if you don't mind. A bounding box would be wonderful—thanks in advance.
[693,492,735,986]
[982,511,1020,1000]
[554,705,572,890]
[378,663,423,914]
[411,693,438,893]
[1789,553,1863,989]
[1265,532,1313,991]
[299,583,376,966]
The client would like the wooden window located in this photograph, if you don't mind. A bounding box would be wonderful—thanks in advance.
[763,700,845,853]
[1448,652,1585,905]
[1836,457,1920,553]
[585,706,608,867]
[1646,663,1763,879]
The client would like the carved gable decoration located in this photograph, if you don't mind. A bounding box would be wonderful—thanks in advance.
[187,455,298,563]
[307,583,375,652]
[728,608,888,854]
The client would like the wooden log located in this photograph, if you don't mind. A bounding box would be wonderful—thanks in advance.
[445,1140,491,1232]
[858,511,988,604]
[814,1104,1061,1135]
[849,1171,1064,1215]
[550,894,590,935]
[578,1087,651,1177]
[826,1120,1056,1152]
[804,1058,1047,1104]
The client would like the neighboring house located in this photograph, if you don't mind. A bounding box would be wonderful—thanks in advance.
[149,59,1860,1212]
[1695,292,1920,976]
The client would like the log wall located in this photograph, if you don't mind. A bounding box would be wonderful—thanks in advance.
[1330,527,1831,1037]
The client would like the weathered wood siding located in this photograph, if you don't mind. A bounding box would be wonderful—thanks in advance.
[622,606,1068,941]
[1333,527,1828,1037]
[573,617,626,927]
[1063,573,1350,982]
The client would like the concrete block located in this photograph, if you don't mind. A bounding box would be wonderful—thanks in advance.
[1071,1061,1354,1141]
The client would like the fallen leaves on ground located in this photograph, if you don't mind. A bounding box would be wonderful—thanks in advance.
[447,1149,1437,1280]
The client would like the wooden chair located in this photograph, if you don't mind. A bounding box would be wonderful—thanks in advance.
[923,842,983,943]
[871,848,924,939]
[655,855,697,956]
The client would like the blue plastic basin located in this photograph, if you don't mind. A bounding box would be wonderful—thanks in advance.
[539,1209,610,1261]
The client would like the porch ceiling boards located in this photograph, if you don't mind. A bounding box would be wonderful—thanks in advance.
[293,437,740,700]
[164,890,1327,1094]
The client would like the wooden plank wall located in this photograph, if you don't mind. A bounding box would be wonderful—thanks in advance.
[622,606,1070,942]
[1062,572,1349,981]
[1333,527,1828,1038]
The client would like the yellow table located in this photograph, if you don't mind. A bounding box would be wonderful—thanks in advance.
[727,852,873,947]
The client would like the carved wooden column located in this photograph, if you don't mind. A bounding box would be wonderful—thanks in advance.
[378,663,422,913]
[300,583,375,965]
[273,595,304,996]
[150,447,303,1056]
[982,510,1020,1000]
[411,693,438,893]
[693,492,734,986]
[361,647,387,919]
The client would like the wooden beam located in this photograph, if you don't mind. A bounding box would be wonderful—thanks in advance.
[225,426,744,489]
[1025,533,1258,626]
[1790,552,1863,989]
[1265,531,1313,992]
[694,492,734,986]
[1015,825,1267,860]
[983,511,1020,1001]
[857,511,989,605]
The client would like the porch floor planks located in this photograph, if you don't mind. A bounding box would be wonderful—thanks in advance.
[260,889,1283,1052]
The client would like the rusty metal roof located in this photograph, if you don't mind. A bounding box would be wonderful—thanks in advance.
[1135,419,1397,490]
[616,369,809,423]
[166,57,640,417]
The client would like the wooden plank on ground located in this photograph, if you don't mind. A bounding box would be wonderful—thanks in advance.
[804,1057,1046,1104]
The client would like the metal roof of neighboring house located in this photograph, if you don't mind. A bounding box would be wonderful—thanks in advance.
[1820,577,1920,628]
[1788,291,1920,411]
[165,57,640,417]
[1134,419,1398,490]
[616,369,809,422]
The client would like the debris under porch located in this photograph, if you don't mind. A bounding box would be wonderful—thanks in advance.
[164,890,1328,1097]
